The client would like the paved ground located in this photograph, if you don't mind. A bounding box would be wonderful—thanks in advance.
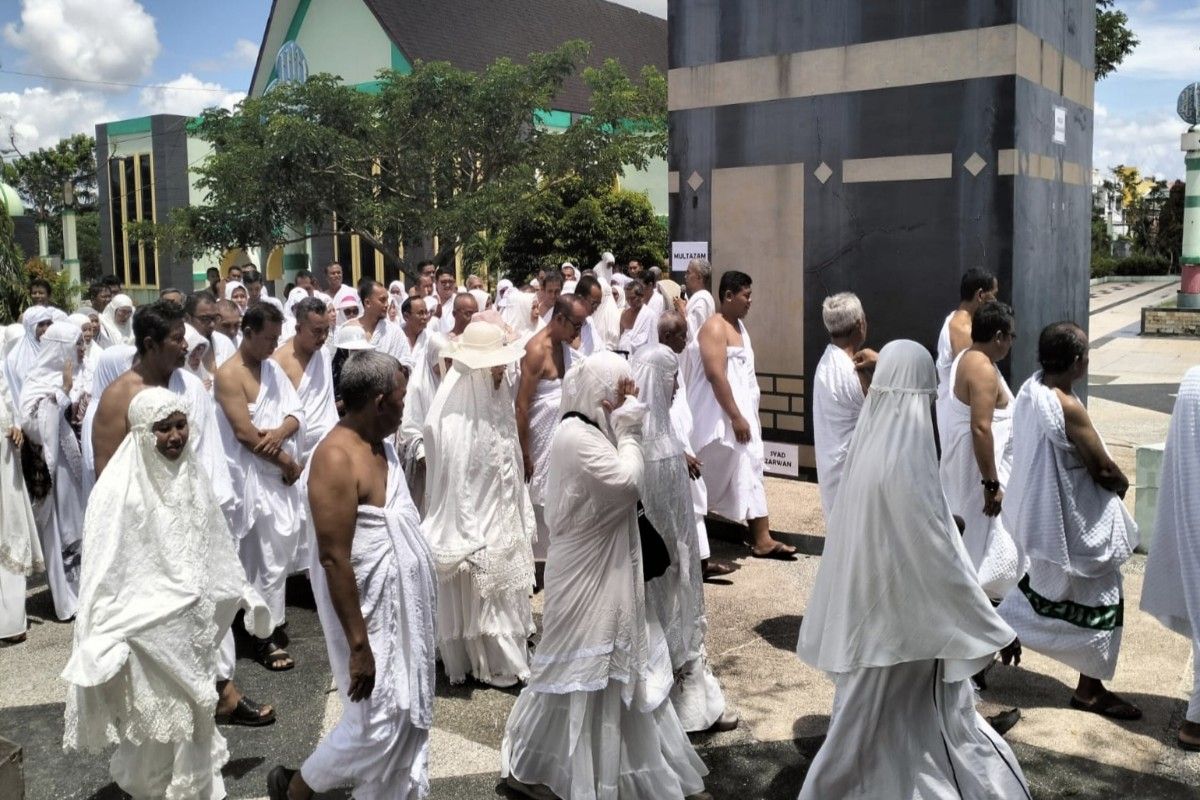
[2,278,1198,800]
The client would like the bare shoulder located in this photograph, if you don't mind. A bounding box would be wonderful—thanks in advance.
[312,428,356,475]
[273,338,296,363]
[1056,388,1089,422]
[960,350,996,378]
[100,371,142,410]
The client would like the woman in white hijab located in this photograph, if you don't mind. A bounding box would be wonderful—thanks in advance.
[501,352,710,800]
[0,324,39,643]
[795,340,1029,800]
[19,320,87,621]
[99,293,135,347]
[4,306,55,411]
[224,280,249,315]
[184,323,213,392]
[63,388,272,800]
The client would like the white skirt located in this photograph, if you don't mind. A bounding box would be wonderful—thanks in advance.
[800,659,1030,800]
[109,719,228,800]
[0,565,25,639]
[437,571,534,685]
[502,679,708,800]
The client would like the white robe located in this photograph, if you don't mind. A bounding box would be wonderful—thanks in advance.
[938,351,1027,600]
[811,344,864,520]
[81,345,138,497]
[288,348,339,461]
[501,354,707,800]
[685,322,767,523]
[934,311,956,445]
[422,364,535,685]
[684,290,715,342]
[303,443,437,800]
[216,359,306,627]
[617,305,659,357]
[62,388,271,800]
[670,377,710,561]
[398,331,444,516]
[996,375,1137,680]
[0,364,39,639]
[211,332,237,368]
[797,340,1028,800]
[525,347,572,558]
[1142,366,1200,722]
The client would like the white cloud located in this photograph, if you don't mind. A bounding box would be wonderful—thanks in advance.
[1117,3,1200,79]
[0,86,115,152]
[138,73,244,117]
[3,0,161,90]
[1094,105,1187,182]
[194,38,261,73]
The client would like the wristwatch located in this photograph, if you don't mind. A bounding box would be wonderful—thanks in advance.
[981,479,1001,494]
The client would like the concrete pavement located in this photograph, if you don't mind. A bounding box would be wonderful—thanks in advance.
[2,278,1198,799]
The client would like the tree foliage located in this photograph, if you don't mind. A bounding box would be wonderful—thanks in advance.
[3,133,97,218]
[0,199,25,323]
[141,41,666,283]
[1096,0,1138,80]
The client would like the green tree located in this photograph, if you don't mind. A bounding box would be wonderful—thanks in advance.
[1096,0,1138,80]
[140,41,666,283]
[4,133,97,218]
[0,197,26,323]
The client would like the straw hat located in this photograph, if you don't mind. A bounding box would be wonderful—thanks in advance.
[448,321,524,370]
[332,324,374,351]
[656,278,682,305]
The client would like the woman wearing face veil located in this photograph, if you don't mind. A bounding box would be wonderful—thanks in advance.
[795,340,1030,800]
[62,388,272,800]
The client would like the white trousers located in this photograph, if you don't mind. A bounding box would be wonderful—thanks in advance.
[33,497,78,621]
[0,565,25,639]
[217,627,236,682]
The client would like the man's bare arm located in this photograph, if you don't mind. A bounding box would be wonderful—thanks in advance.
[91,385,130,478]
[214,364,295,469]
[1060,393,1129,496]
[309,443,374,701]
[698,319,748,441]
[963,356,1002,516]
[515,345,542,480]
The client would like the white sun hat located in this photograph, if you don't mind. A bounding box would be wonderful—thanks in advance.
[333,324,374,351]
[448,321,524,370]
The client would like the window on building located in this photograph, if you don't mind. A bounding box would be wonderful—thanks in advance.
[107,153,159,289]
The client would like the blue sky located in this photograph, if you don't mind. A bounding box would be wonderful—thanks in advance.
[0,0,1191,182]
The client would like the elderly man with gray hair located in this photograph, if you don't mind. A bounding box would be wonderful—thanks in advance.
[683,259,715,341]
[811,292,877,520]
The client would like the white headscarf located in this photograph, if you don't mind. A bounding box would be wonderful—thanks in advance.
[560,351,631,443]
[224,280,248,314]
[183,323,211,384]
[495,278,514,310]
[796,340,1015,682]
[99,294,135,346]
[4,307,53,404]
[3,323,23,356]
[63,388,272,753]
[630,344,683,461]
[19,321,82,423]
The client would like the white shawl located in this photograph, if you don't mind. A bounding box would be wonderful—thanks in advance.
[0,334,40,576]
[81,345,137,497]
[4,306,53,417]
[421,362,535,595]
[1142,366,1200,639]
[812,344,864,519]
[617,304,659,357]
[796,340,1016,682]
[1003,374,1137,577]
[293,347,339,461]
[684,289,715,342]
[63,389,271,753]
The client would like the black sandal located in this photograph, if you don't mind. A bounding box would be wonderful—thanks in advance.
[216,695,276,727]
[254,637,295,671]
[266,766,297,800]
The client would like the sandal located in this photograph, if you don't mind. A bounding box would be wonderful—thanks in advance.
[505,776,560,800]
[266,766,296,800]
[1069,691,1142,720]
[254,637,295,671]
[749,541,797,560]
[702,560,737,581]
[216,695,276,727]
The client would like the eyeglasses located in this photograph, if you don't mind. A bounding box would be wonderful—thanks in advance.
[196,314,221,324]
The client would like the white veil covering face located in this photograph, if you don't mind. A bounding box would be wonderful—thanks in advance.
[63,388,271,752]
[630,344,683,462]
[796,340,1015,682]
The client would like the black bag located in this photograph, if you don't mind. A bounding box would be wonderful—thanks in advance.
[638,502,671,581]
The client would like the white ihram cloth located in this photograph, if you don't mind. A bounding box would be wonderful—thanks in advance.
[617,304,658,357]
[1143,367,1200,722]
[422,362,535,685]
[669,376,710,560]
[684,289,715,342]
[526,343,574,558]
[939,351,1027,600]
[811,344,864,520]
[81,345,137,497]
[796,340,1028,800]
[303,442,437,800]
[0,329,40,639]
[590,257,622,349]
[62,389,272,800]
[398,332,446,515]
[216,359,306,626]
[4,306,54,420]
[935,310,957,446]
[20,321,85,621]
[290,348,339,461]
[996,375,1137,680]
[685,322,767,523]
[211,331,237,368]
[633,346,726,732]
[501,352,707,800]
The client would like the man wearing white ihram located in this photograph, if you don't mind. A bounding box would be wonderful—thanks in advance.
[686,270,794,559]
[269,350,436,800]
[632,342,736,734]
[796,340,1030,800]
[811,292,875,520]
[1142,366,1200,751]
[502,352,711,800]
[996,321,1141,721]
[63,388,272,800]
[422,321,536,687]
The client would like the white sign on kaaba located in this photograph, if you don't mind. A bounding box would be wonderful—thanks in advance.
[1053,106,1067,145]
[671,241,708,274]
[763,441,800,478]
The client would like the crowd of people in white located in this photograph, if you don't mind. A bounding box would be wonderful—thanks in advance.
[0,255,1197,800]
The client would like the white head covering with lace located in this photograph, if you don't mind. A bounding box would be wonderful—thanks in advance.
[99,294,135,346]
[63,388,271,757]
[630,344,683,461]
